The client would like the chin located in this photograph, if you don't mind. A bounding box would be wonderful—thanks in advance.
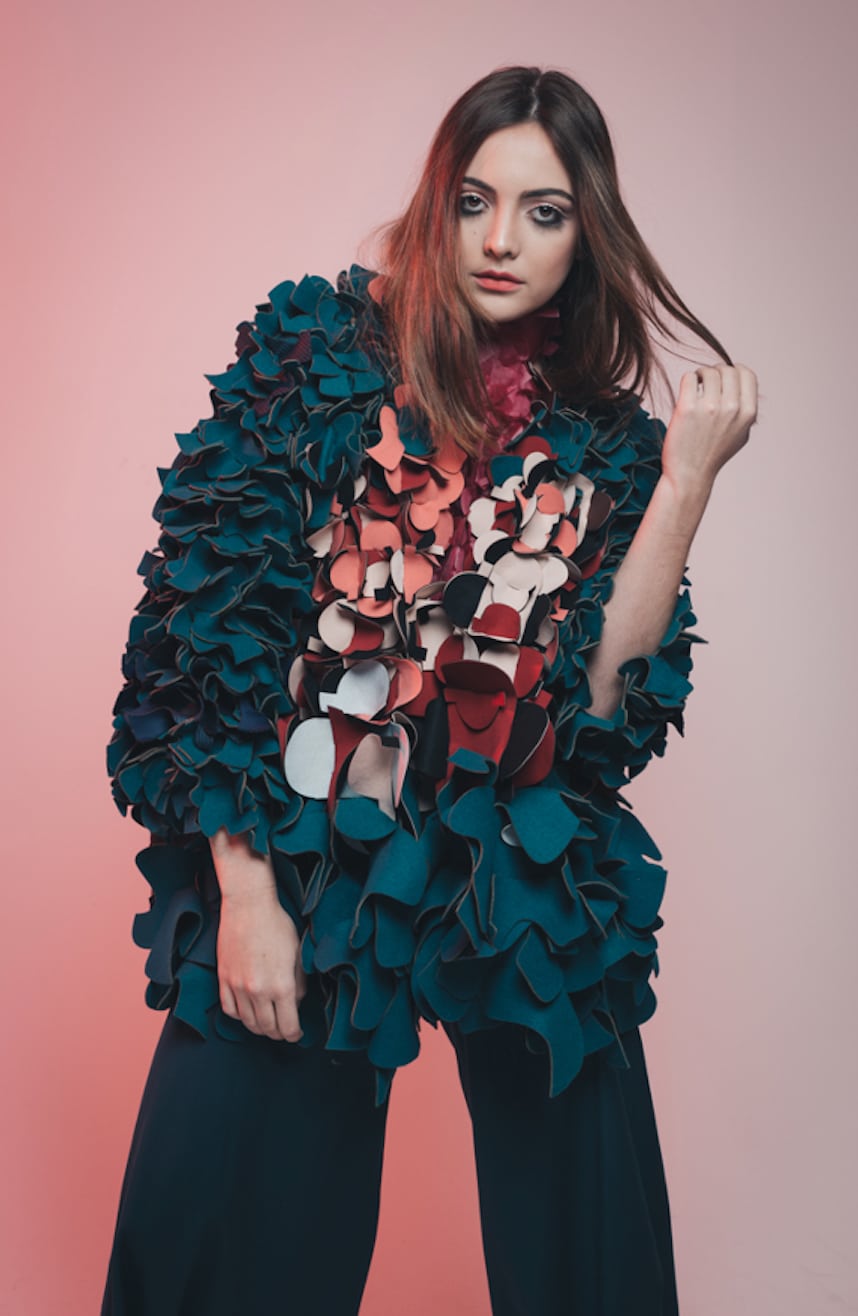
[486,303,539,325]
[481,301,538,324]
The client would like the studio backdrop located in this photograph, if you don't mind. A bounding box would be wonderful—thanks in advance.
[1,0,855,1312]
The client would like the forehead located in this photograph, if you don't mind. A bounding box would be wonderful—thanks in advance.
[464,122,572,193]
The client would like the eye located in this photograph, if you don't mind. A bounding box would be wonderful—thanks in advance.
[459,192,487,216]
[530,203,566,228]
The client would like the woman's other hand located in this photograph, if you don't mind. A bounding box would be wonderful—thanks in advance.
[209,829,308,1043]
[661,364,758,501]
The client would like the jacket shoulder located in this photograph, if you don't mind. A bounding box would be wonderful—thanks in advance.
[167,267,390,507]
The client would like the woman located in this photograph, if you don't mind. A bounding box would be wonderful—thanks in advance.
[102,65,757,1316]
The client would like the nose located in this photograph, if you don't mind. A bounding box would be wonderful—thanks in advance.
[483,206,518,260]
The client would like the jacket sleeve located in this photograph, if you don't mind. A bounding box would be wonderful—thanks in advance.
[548,401,707,791]
[107,272,383,858]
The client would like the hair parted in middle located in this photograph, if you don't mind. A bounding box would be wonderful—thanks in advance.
[374,65,732,455]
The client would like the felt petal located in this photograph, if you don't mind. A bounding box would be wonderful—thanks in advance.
[366,404,405,471]
[442,573,489,628]
[503,787,579,864]
[470,603,522,642]
[390,547,435,602]
[329,548,366,600]
[359,516,401,553]
[552,518,578,557]
[540,554,571,594]
[516,508,556,553]
[490,552,542,592]
[413,607,456,672]
[472,529,509,566]
[321,659,390,718]
[386,658,424,711]
[346,728,409,818]
[317,600,357,651]
[535,482,566,515]
[467,496,497,538]
[283,717,335,798]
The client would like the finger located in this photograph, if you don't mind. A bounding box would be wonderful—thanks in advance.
[678,369,701,409]
[252,997,280,1040]
[220,981,240,1020]
[737,363,759,421]
[232,987,264,1036]
[696,365,722,401]
[718,365,740,413]
[273,989,304,1043]
[274,1003,304,1044]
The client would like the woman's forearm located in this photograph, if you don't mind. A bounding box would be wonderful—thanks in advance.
[209,827,278,904]
[585,474,712,720]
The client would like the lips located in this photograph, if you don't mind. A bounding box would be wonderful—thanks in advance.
[475,270,523,285]
[473,267,526,290]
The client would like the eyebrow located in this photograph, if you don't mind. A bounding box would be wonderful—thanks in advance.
[461,175,575,204]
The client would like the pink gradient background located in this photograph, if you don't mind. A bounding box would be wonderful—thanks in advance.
[2,0,855,1312]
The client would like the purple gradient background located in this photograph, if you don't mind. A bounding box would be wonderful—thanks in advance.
[2,0,855,1312]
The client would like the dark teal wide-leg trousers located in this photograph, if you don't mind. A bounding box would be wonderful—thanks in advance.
[101,1005,679,1315]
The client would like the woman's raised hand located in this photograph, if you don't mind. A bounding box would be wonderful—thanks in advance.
[209,829,308,1042]
[660,364,758,501]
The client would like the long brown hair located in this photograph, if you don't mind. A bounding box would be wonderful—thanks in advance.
[373,65,732,454]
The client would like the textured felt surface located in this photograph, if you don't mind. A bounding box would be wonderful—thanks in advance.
[108,265,703,1106]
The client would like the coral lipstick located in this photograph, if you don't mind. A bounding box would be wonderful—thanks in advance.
[473,269,524,292]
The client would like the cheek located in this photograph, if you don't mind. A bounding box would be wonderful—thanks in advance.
[455,226,468,270]
[546,236,576,284]
[458,222,478,261]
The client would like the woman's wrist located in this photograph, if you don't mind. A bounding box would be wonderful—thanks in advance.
[651,472,713,544]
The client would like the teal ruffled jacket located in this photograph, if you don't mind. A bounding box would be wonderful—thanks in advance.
[108,265,704,1106]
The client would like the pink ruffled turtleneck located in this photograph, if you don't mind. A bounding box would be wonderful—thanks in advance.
[438,302,562,581]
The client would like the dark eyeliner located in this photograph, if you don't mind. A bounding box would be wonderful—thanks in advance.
[531,204,565,227]
[459,192,486,215]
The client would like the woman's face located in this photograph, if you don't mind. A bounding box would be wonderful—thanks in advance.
[457,121,579,325]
